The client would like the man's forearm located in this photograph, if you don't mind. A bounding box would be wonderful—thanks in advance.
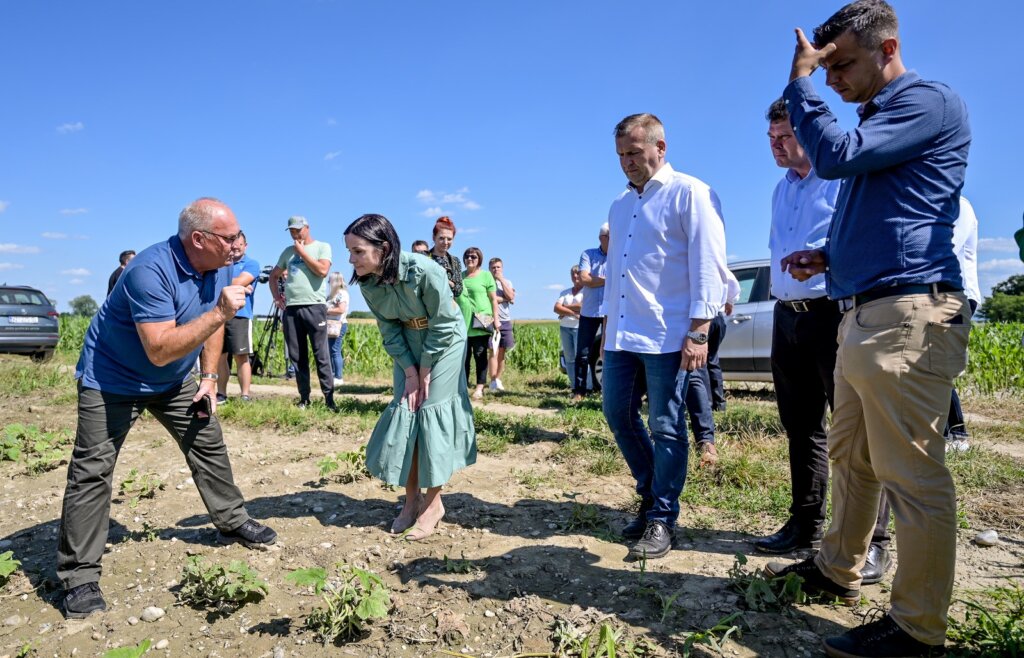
[200,326,225,374]
[140,307,228,367]
[586,275,605,288]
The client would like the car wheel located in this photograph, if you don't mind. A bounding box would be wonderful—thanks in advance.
[31,350,54,363]
[593,355,603,387]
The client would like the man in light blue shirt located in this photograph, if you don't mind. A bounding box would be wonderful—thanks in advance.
[755,99,842,557]
[603,113,729,561]
[572,224,608,400]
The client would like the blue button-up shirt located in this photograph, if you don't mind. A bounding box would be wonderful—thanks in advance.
[783,71,971,300]
[769,168,840,301]
[578,246,607,318]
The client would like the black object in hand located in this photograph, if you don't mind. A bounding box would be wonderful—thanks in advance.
[188,395,212,419]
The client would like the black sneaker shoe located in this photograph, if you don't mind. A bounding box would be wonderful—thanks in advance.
[755,518,823,554]
[860,543,892,586]
[824,614,945,657]
[764,556,860,606]
[219,519,278,548]
[621,499,653,540]
[628,520,673,559]
[325,395,340,413]
[63,582,106,619]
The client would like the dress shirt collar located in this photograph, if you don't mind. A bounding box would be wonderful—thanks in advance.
[626,162,675,195]
[858,70,920,121]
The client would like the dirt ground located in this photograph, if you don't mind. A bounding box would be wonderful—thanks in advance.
[0,379,1022,658]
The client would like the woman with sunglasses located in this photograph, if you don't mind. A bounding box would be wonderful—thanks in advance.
[344,214,475,541]
[457,247,500,399]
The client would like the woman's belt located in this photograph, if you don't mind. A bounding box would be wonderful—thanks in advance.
[403,317,429,330]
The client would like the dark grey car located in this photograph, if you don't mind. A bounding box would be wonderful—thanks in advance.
[0,286,60,362]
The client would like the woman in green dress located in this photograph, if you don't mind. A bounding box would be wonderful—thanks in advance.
[457,246,501,400]
[344,214,476,540]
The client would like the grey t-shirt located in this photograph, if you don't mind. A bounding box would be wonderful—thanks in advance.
[495,279,513,322]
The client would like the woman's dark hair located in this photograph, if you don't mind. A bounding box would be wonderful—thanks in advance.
[462,246,483,270]
[343,214,401,286]
[433,216,456,239]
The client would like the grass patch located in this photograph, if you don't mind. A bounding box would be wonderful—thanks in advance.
[473,410,544,454]
[714,405,784,437]
[217,396,384,434]
[947,581,1024,657]
[0,356,76,399]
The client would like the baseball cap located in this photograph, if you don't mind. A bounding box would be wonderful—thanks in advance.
[286,216,309,230]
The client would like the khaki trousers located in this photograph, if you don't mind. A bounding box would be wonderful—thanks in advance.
[814,291,969,645]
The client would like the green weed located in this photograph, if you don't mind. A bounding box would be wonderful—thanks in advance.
[0,550,21,587]
[318,446,370,483]
[177,555,269,611]
[947,581,1024,657]
[562,501,617,541]
[1,423,72,475]
[726,553,808,611]
[677,612,745,658]
[119,468,165,508]
[288,563,391,644]
[101,639,151,658]
[443,553,478,574]
[551,619,655,657]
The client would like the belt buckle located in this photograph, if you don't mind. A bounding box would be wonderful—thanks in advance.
[792,300,810,313]
[838,298,855,313]
[405,316,429,330]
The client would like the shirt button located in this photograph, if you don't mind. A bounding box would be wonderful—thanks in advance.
[620,315,624,318]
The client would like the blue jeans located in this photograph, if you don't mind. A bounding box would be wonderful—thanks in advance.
[602,349,690,528]
[328,322,347,380]
[559,325,578,389]
[684,365,715,445]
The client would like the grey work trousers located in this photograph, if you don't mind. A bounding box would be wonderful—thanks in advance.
[57,380,249,589]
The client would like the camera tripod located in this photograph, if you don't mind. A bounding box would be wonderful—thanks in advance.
[251,302,283,377]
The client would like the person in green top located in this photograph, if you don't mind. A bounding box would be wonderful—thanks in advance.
[457,246,501,400]
[269,216,337,411]
[344,214,476,541]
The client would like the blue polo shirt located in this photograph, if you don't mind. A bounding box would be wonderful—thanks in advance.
[232,254,261,319]
[784,71,970,299]
[76,235,229,395]
[578,246,608,318]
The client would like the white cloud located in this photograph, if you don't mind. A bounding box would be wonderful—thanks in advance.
[977,258,1024,273]
[420,206,443,218]
[416,189,437,203]
[326,118,337,127]
[462,200,482,211]
[0,201,9,213]
[544,283,565,290]
[415,187,481,211]
[460,227,482,235]
[69,278,84,285]
[0,243,41,254]
[56,121,84,134]
[978,237,1019,253]
[60,208,88,215]
[42,232,69,240]
[323,150,342,161]
[61,268,91,276]
[0,263,25,271]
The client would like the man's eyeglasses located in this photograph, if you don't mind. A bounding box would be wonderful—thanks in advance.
[201,230,244,246]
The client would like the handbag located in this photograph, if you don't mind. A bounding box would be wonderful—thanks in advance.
[326,318,343,338]
[471,312,494,331]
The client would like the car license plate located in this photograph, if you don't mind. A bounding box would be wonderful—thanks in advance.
[9,316,39,324]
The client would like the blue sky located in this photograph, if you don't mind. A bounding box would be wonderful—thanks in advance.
[2,1,1022,318]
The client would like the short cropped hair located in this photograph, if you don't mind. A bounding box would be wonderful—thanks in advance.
[766,98,789,123]
[343,214,402,286]
[411,240,429,252]
[118,250,136,265]
[613,113,665,144]
[177,197,225,240]
[488,257,502,267]
[814,0,898,50]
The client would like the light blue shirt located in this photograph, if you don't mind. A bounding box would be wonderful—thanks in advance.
[768,168,840,301]
[577,247,607,318]
[604,163,729,354]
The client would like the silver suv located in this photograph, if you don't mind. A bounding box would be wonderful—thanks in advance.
[0,286,60,362]
[719,259,774,382]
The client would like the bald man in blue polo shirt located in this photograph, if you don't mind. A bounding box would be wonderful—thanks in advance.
[58,198,277,620]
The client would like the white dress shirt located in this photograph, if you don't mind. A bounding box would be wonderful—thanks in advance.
[768,168,841,301]
[604,163,729,354]
[952,196,980,304]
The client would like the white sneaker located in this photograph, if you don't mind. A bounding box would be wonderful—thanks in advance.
[946,438,970,453]
[492,378,504,391]
[333,378,344,388]
[489,380,498,391]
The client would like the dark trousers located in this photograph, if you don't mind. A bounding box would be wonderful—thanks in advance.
[465,334,489,386]
[771,299,842,530]
[283,304,334,401]
[58,381,249,589]
[685,313,727,443]
[706,313,727,410]
[573,315,602,395]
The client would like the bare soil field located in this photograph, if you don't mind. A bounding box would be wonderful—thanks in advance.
[0,368,1021,657]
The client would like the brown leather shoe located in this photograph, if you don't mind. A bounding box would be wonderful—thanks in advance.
[697,442,718,468]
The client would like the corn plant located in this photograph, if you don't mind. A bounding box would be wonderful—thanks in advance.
[177,555,269,610]
[287,563,391,644]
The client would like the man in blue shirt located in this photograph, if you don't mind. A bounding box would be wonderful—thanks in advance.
[59,198,277,620]
[764,2,971,655]
[216,232,260,402]
[572,224,608,401]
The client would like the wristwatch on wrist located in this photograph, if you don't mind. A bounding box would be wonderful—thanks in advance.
[199,373,219,381]
[685,330,709,345]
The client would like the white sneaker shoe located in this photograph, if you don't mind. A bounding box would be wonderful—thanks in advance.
[492,378,504,391]
[946,438,970,453]
[333,378,344,388]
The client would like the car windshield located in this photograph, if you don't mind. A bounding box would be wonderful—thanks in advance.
[0,289,49,305]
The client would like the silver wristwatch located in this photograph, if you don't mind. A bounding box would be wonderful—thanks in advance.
[686,330,709,345]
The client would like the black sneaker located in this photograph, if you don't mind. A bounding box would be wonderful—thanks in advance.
[325,395,340,413]
[63,582,106,619]
[755,518,823,554]
[764,556,860,606]
[628,520,672,559]
[621,499,653,540]
[219,519,278,548]
[824,614,945,657]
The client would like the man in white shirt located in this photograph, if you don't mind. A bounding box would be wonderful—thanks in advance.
[603,113,729,560]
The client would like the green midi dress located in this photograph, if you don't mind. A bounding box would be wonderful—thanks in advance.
[358,252,476,488]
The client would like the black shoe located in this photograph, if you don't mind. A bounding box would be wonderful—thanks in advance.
[219,519,278,548]
[63,582,106,619]
[755,519,823,554]
[860,543,892,586]
[621,500,654,540]
[764,556,860,606]
[628,521,672,559]
[824,614,945,657]
[325,395,339,413]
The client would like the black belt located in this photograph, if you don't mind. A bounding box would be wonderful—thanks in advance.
[838,282,962,312]
[778,296,834,313]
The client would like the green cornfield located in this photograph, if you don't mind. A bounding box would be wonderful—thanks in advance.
[54,315,1024,393]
